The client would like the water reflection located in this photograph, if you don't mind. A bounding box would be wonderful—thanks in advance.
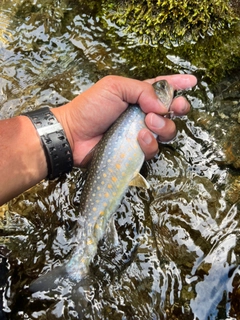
[0,0,240,319]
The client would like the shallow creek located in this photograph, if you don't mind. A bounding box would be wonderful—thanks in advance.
[0,1,240,319]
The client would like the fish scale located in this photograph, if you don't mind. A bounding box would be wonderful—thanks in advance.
[65,105,147,281]
[29,80,174,291]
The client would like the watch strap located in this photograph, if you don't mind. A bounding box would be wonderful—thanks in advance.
[23,107,73,180]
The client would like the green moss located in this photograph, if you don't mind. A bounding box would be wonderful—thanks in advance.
[102,0,238,44]
[98,12,240,84]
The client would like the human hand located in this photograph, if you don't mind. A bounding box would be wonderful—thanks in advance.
[52,74,197,166]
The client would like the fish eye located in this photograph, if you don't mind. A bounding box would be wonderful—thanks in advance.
[160,80,167,89]
[154,80,167,91]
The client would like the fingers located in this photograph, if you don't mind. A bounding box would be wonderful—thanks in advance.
[139,74,196,116]
[91,74,196,118]
[137,129,159,160]
[145,113,176,142]
[138,75,197,160]
[170,95,191,116]
[138,113,177,160]
[145,74,197,90]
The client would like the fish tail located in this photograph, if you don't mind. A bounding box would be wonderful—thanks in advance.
[29,264,68,292]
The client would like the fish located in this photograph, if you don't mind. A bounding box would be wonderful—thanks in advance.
[29,80,174,292]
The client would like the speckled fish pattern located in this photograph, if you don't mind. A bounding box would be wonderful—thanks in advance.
[66,106,148,279]
[65,80,174,281]
[29,80,174,290]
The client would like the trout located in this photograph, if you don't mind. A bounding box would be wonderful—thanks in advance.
[30,80,174,291]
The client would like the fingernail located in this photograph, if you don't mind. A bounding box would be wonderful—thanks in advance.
[181,100,189,113]
[150,114,165,129]
[142,131,152,145]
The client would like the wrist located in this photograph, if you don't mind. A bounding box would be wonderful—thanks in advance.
[50,105,74,153]
[51,103,85,166]
[22,116,48,180]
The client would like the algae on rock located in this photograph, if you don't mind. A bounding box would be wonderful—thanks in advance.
[103,0,238,44]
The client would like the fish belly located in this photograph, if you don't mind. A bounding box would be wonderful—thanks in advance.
[65,105,147,281]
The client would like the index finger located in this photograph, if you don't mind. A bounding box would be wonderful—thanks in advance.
[145,74,197,90]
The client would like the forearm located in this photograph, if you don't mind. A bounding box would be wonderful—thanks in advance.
[0,115,48,205]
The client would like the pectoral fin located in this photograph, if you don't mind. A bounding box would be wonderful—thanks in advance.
[129,173,150,189]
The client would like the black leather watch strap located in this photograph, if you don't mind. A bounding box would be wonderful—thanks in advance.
[23,107,73,180]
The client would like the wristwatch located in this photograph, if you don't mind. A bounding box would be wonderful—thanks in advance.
[23,107,73,180]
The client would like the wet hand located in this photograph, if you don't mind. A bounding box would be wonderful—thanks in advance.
[52,74,197,165]
[139,74,197,159]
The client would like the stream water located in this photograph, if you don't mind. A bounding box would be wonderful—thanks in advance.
[0,1,240,319]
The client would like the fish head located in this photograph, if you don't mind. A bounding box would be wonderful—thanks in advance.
[152,80,174,111]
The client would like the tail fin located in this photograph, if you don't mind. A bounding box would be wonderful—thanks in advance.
[29,265,68,292]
